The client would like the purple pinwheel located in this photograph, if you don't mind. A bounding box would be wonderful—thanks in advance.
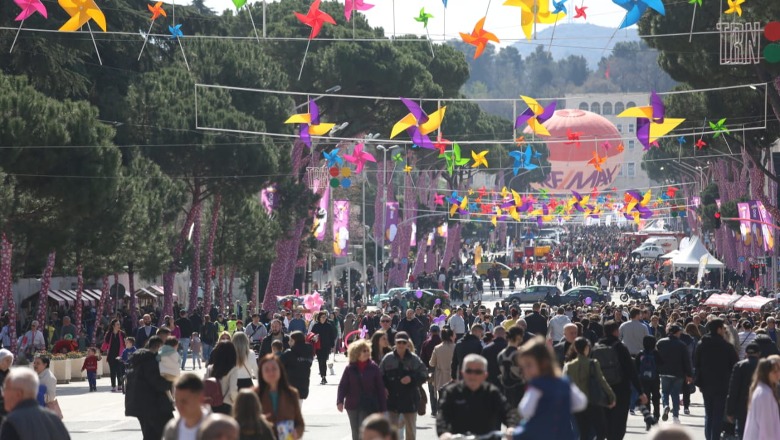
[390,98,446,150]
[285,100,336,147]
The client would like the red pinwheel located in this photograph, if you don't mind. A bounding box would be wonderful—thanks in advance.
[695,138,707,149]
[574,5,587,19]
[566,128,583,147]
[295,0,336,79]
[666,187,679,198]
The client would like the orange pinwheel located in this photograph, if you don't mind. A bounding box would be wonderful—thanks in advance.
[459,17,499,59]
[616,142,625,152]
[587,151,606,172]
[148,1,166,20]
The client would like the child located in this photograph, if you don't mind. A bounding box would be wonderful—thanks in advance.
[82,347,100,392]
[635,335,661,425]
[118,336,137,392]
[271,340,284,357]
[189,332,202,370]
[511,337,587,439]
[158,337,181,382]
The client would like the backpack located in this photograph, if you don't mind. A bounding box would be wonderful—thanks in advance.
[204,376,227,407]
[638,351,657,380]
[591,342,623,386]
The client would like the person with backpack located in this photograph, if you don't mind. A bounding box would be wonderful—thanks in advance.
[655,325,693,424]
[635,336,662,424]
[563,337,615,440]
[594,320,647,440]
[695,318,739,440]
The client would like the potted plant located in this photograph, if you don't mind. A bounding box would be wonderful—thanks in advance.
[50,354,71,384]
[67,351,85,382]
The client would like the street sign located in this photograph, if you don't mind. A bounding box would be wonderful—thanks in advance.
[738,256,746,263]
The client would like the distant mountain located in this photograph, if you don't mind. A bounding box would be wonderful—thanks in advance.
[511,23,640,69]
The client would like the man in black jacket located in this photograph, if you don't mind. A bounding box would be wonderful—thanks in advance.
[175,310,193,369]
[451,324,484,380]
[0,368,70,440]
[656,325,693,422]
[524,303,548,336]
[498,327,525,409]
[726,342,760,439]
[200,315,218,362]
[481,327,507,388]
[124,336,174,440]
[259,319,290,357]
[599,320,647,440]
[397,309,425,350]
[437,354,518,437]
[695,318,739,440]
[553,323,578,368]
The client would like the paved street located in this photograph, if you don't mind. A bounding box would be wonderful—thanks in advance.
[57,289,706,439]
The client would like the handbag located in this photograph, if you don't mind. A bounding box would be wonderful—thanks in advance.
[588,361,611,407]
[101,333,111,353]
[352,368,380,414]
[418,385,428,416]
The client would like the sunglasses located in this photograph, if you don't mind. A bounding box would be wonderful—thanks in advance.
[464,369,485,375]
[381,320,391,323]
[396,341,408,345]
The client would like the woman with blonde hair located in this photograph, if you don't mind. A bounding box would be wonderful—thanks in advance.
[232,388,276,440]
[742,355,780,439]
[337,339,387,440]
[232,331,258,389]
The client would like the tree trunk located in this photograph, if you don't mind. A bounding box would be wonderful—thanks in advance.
[217,266,224,313]
[36,251,56,325]
[128,262,137,333]
[92,275,109,343]
[189,197,202,314]
[204,195,221,315]
[1,236,17,353]
[74,265,84,337]
[162,201,199,325]
[252,272,259,315]
[388,162,417,288]
[227,266,236,313]
[262,218,306,312]
[441,223,462,268]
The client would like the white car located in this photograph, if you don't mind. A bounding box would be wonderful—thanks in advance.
[630,244,665,259]
[656,288,703,305]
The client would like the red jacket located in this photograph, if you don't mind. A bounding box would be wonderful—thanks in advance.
[82,355,99,372]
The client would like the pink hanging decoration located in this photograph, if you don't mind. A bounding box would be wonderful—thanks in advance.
[35,251,56,326]
[217,266,224,313]
[189,201,202,314]
[227,266,236,312]
[203,195,221,315]
[162,202,199,324]
[128,262,137,332]
[74,265,84,336]
[91,275,109,344]
[0,236,17,353]
[252,272,259,315]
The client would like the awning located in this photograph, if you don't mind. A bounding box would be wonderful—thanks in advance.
[45,289,104,307]
[703,294,742,309]
[733,296,776,312]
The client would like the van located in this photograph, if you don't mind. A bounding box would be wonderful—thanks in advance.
[641,236,678,252]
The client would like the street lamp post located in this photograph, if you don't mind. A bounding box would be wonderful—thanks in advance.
[376,144,400,293]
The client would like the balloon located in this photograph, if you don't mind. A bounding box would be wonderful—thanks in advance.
[585,297,592,305]
[415,289,423,299]
[359,325,368,339]
[444,309,451,316]
[433,315,446,326]
[434,298,441,305]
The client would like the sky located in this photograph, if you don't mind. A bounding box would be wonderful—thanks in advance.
[198,0,633,47]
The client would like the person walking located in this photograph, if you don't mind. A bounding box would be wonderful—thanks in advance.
[0,368,70,440]
[32,355,61,418]
[563,337,616,440]
[379,331,428,440]
[232,389,276,440]
[635,336,662,424]
[175,310,193,370]
[371,331,390,364]
[310,311,336,385]
[200,315,218,363]
[103,318,126,392]
[256,354,305,439]
[695,318,739,440]
[736,320,757,360]
[419,325,442,415]
[429,328,455,416]
[525,303,548,336]
[451,324,484,380]
[656,325,692,423]
[280,331,314,402]
[204,341,239,415]
[548,307,571,342]
[124,336,175,440]
[742,355,780,439]
[162,373,213,440]
[726,342,761,438]
[232,332,258,390]
[337,339,387,440]
[498,326,526,410]
[481,326,507,388]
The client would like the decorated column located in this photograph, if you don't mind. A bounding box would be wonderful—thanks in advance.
[189,192,202,314]
[91,275,109,344]
[74,265,84,336]
[204,195,221,314]
[36,251,56,325]
[0,235,17,352]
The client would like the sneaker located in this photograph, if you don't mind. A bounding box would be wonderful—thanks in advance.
[672,417,681,424]
[662,407,670,422]
[629,410,636,416]
[684,408,690,415]
[320,377,327,385]
[111,387,116,392]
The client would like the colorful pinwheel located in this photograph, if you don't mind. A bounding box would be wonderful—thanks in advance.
[167,24,191,70]
[612,0,665,29]
[689,0,702,5]
[552,0,567,14]
[434,194,445,206]
[404,165,413,173]
[725,0,744,16]
[696,138,707,149]
[10,0,47,53]
[58,0,106,63]
[414,8,433,27]
[440,143,470,175]
[508,146,538,175]
[515,96,556,136]
[566,128,583,147]
[504,0,565,40]
[390,98,446,150]
[392,152,405,163]
[450,196,469,216]
[471,150,489,168]
[677,136,687,146]
[587,151,606,172]
[574,5,587,19]
[138,2,167,60]
[233,0,261,41]
[344,0,373,21]
[343,143,376,173]
[295,0,336,79]
[285,100,336,147]
[460,17,499,59]
[617,91,685,151]
[323,149,344,168]
[709,118,730,138]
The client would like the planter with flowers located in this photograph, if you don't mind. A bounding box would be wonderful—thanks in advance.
[50,354,71,384]
[67,351,85,381]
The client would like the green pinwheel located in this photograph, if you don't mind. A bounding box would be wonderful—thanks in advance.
[440,143,470,175]
[709,118,730,138]
[392,152,405,164]
[688,0,702,5]
[414,8,433,28]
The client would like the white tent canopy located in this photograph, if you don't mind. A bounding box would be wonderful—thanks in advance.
[671,236,725,268]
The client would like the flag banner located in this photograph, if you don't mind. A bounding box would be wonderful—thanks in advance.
[333,200,350,257]
[385,202,399,243]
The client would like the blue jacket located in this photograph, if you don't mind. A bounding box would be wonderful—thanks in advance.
[514,377,577,440]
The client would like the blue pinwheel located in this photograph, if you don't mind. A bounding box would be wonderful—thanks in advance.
[552,0,567,14]
[612,0,665,29]
[322,149,344,168]
[168,24,183,39]
[677,136,686,146]
[508,146,538,175]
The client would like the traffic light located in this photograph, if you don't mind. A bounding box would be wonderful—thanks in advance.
[713,211,722,229]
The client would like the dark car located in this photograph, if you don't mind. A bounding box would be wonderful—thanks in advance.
[507,285,562,304]
[559,286,610,304]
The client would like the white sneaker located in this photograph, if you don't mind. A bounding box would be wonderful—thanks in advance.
[672,417,681,424]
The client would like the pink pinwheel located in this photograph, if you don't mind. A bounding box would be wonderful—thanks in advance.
[344,0,373,21]
[343,143,376,173]
[14,0,47,21]
[359,325,368,339]
[434,194,445,206]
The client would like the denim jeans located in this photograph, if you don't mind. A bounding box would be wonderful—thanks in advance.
[179,338,190,368]
[661,375,683,418]
[202,343,213,363]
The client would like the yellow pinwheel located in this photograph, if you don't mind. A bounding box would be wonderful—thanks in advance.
[515,95,556,136]
[391,98,446,149]
[725,0,744,16]
[284,100,335,147]
[58,0,107,32]
[503,0,564,40]
[471,150,489,168]
[450,196,469,216]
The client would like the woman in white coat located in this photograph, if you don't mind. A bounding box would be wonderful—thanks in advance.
[743,355,780,440]
[429,328,455,392]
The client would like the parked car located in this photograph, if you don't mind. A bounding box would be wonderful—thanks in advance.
[370,287,407,305]
[656,287,703,305]
[559,286,610,304]
[476,262,511,279]
[630,244,666,260]
[507,285,562,304]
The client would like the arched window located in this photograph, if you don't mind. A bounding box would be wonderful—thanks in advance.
[614,102,625,114]
[626,101,636,108]
[602,102,613,115]
[591,102,601,114]
[579,102,589,111]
